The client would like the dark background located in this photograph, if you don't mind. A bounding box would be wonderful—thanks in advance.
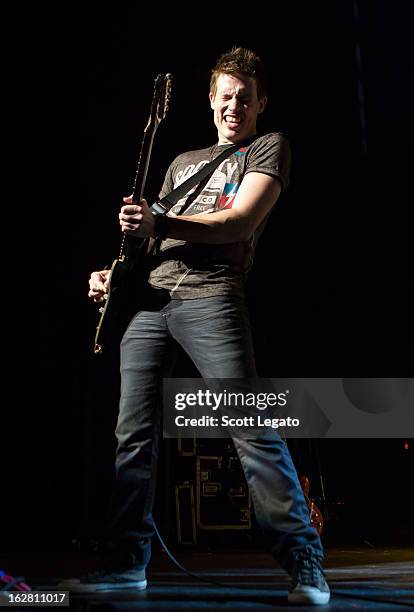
[4,1,413,555]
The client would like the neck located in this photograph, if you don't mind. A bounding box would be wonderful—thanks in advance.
[217,130,257,146]
[217,132,257,146]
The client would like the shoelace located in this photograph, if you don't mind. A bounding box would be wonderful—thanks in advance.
[292,555,324,587]
[0,570,31,592]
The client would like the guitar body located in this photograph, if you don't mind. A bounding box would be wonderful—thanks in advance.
[94,242,149,354]
[93,73,172,354]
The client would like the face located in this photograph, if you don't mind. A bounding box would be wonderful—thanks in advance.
[209,73,267,144]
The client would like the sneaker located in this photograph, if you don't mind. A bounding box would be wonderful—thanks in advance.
[288,549,330,605]
[58,566,147,593]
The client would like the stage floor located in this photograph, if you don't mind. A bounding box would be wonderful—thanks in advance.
[2,547,413,610]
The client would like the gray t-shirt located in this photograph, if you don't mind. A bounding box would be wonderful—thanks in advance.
[148,132,290,298]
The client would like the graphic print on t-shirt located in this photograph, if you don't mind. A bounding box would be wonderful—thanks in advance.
[169,155,244,216]
[219,182,238,209]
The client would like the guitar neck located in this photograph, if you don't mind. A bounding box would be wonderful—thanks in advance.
[131,124,158,205]
[119,73,172,260]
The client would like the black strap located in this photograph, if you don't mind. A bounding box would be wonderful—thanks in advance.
[150,143,239,215]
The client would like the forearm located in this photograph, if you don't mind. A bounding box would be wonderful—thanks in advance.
[156,173,281,244]
[159,210,252,244]
[121,174,280,243]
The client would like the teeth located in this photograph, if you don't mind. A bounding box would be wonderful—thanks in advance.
[225,116,240,123]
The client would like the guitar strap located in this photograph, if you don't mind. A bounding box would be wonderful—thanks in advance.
[150,142,240,216]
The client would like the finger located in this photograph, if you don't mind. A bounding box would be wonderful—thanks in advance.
[120,218,142,228]
[123,195,133,203]
[91,271,108,283]
[121,223,141,233]
[119,212,143,223]
[90,288,106,297]
[89,278,106,292]
[121,205,142,215]
[92,294,105,303]
[88,289,105,301]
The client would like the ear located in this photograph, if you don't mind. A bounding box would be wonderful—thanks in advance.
[209,91,215,109]
[258,96,267,114]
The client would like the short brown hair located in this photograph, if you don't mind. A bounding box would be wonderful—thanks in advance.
[210,47,268,100]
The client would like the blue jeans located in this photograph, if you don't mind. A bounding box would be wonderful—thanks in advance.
[108,292,323,573]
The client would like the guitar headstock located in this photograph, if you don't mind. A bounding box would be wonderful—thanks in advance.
[146,73,173,130]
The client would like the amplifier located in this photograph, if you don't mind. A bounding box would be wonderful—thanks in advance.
[196,455,252,530]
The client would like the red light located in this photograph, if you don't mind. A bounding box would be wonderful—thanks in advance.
[403,441,409,450]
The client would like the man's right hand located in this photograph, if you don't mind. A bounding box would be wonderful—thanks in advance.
[88,269,110,302]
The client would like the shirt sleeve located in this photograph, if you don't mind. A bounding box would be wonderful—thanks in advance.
[158,160,176,199]
[245,132,291,191]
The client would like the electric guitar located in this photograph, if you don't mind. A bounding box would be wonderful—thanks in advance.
[94,73,172,354]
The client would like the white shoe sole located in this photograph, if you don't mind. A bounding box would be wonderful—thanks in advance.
[288,586,330,605]
[59,579,147,593]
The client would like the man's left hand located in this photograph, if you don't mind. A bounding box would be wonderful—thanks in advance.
[119,196,155,238]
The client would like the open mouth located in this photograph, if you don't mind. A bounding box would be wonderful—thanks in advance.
[224,115,242,127]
